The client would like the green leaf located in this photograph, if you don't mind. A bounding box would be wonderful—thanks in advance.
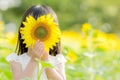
[40,61,54,68]
[35,58,54,68]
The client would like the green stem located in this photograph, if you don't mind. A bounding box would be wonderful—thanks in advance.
[38,62,41,80]
[88,32,95,80]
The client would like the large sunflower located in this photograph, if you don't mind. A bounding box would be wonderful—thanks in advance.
[20,14,61,52]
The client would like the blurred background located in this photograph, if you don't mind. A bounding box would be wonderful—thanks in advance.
[0,0,120,80]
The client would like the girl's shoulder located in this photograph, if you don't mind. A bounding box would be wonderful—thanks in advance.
[6,53,31,70]
[49,54,66,65]
[6,52,31,63]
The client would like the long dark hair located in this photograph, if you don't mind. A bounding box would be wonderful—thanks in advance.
[16,5,61,56]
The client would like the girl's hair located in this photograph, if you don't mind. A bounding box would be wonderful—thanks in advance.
[16,5,61,56]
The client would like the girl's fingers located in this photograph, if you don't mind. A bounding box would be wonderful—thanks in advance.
[37,41,44,46]
[36,42,45,51]
[34,41,40,49]
[32,40,47,57]
[35,40,42,46]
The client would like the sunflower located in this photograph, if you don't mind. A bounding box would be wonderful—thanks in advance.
[20,14,61,52]
[81,23,92,35]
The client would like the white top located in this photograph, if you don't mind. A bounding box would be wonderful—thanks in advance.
[6,53,66,80]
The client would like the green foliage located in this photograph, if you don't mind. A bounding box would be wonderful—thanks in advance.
[1,0,120,33]
[64,51,120,80]
[0,57,12,80]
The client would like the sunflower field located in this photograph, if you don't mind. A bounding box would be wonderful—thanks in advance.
[0,20,120,80]
[1,0,120,80]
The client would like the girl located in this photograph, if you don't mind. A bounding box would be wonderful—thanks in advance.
[6,5,66,80]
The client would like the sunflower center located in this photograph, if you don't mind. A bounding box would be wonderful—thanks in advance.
[34,26,48,39]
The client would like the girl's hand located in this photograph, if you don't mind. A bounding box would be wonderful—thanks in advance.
[28,40,49,61]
